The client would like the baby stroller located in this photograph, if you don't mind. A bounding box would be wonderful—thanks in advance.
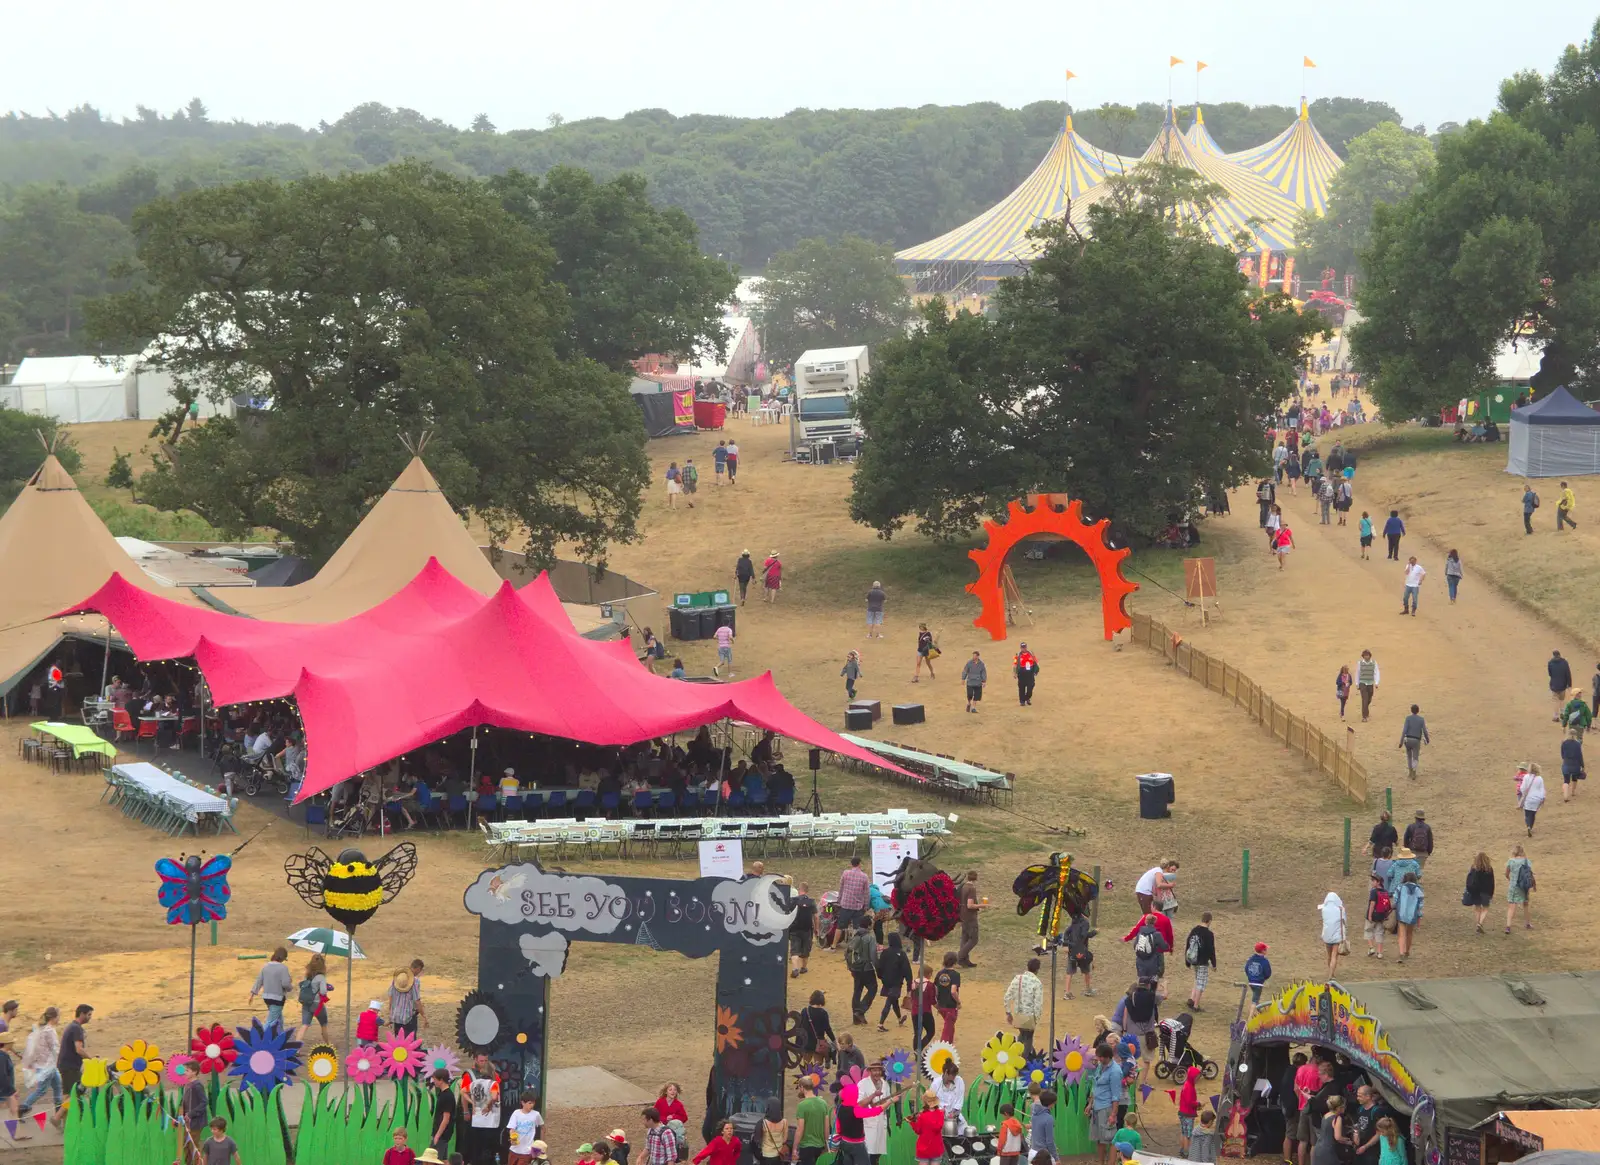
[1153,1013,1218,1080]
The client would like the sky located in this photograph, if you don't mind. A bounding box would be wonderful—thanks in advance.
[4,0,1596,133]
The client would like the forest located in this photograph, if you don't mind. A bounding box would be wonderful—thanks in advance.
[0,95,1403,360]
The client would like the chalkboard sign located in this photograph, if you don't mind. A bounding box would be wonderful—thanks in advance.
[1446,1130,1483,1165]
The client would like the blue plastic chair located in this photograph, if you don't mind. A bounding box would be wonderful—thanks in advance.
[501,793,522,820]
[600,791,621,817]
[656,789,678,813]
[447,794,467,828]
[303,803,327,837]
[699,788,720,811]
[774,786,796,810]
[747,788,770,809]
[726,790,746,812]
[631,789,653,817]
[573,789,597,814]
[546,789,568,814]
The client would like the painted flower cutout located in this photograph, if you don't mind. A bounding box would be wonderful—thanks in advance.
[306,1044,340,1084]
[715,1006,743,1053]
[834,1062,865,1096]
[379,1027,424,1079]
[346,1047,382,1085]
[456,990,510,1056]
[191,1024,238,1074]
[81,1058,110,1089]
[115,1039,165,1091]
[1051,1034,1089,1085]
[981,1031,1025,1083]
[883,1049,917,1087]
[165,1053,197,1086]
[721,1046,751,1079]
[423,1045,461,1079]
[1023,1054,1055,1088]
[921,1040,959,1080]
[227,1018,302,1091]
[747,1008,792,1070]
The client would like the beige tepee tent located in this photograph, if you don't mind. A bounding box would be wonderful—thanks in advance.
[0,455,209,696]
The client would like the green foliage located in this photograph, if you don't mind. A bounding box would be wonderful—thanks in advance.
[850,194,1323,542]
[0,97,1402,271]
[1351,19,1600,418]
[0,404,80,501]
[105,446,134,491]
[294,1080,431,1165]
[753,235,912,368]
[1297,122,1434,278]
[489,166,736,370]
[0,184,133,360]
[89,498,227,541]
[86,162,649,566]
[63,1083,289,1165]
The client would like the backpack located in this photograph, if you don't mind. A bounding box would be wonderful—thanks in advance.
[1372,890,1392,919]
[1135,928,1155,957]
[1532,492,1542,509]
[684,464,698,485]
[1516,861,1535,892]
[298,977,317,1007]
[1185,932,1202,965]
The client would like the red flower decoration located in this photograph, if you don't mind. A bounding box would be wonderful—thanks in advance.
[191,1024,238,1074]
[893,871,961,940]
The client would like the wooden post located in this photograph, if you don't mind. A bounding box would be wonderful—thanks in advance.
[1343,818,1351,876]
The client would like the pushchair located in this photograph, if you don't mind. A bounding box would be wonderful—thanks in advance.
[1153,1013,1218,1080]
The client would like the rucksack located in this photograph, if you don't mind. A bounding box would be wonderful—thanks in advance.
[298,977,317,1007]
[1372,890,1392,919]
[1135,928,1155,957]
[1516,862,1535,892]
[1185,932,1202,964]
[1532,493,1542,509]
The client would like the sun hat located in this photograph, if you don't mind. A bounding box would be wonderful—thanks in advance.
[393,971,414,992]
[1414,810,1425,819]
[418,1151,446,1164]
[529,1141,548,1157]
[608,1131,628,1143]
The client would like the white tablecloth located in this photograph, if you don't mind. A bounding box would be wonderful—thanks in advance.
[113,762,228,822]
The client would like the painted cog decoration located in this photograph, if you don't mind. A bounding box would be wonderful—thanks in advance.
[922,1040,960,1080]
[966,498,1137,642]
[456,990,512,1057]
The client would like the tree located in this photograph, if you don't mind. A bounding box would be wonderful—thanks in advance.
[0,185,133,358]
[0,405,79,502]
[753,236,912,369]
[86,162,649,566]
[849,194,1323,541]
[1351,18,1600,417]
[105,447,134,494]
[489,166,736,371]
[1297,122,1434,278]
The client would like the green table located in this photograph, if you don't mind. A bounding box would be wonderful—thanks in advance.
[32,721,117,759]
[839,733,1006,785]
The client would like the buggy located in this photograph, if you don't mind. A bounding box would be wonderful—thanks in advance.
[1153,1013,1219,1080]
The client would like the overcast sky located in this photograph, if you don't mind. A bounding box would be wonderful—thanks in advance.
[5,1,1595,133]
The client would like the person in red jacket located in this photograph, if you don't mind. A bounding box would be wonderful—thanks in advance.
[653,1082,688,1125]
[692,1122,741,1165]
[912,1092,947,1165]
[1177,1065,1201,1155]
[1121,911,1174,950]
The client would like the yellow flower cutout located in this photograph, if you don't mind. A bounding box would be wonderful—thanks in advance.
[307,1044,340,1084]
[980,1031,1026,1083]
[81,1057,111,1089]
[115,1039,165,1092]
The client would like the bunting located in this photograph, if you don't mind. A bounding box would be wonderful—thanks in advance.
[1140,1084,1154,1101]
[1210,1095,1221,1111]
[1166,1089,1178,1103]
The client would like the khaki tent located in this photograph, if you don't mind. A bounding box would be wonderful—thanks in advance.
[0,456,208,696]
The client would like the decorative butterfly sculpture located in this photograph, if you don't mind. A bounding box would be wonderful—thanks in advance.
[156,853,233,926]
[1012,852,1097,941]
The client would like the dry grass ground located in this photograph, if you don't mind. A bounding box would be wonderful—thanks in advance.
[11,402,1596,1161]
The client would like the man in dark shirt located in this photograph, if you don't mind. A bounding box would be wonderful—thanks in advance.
[58,1004,91,1093]
[934,952,962,1043]
[1349,1085,1388,1165]
[430,1067,457,1156]
[1550,650,1574,715]
[1306,1060,1340,1132]
[1279,1053,1307,1165]
[1402,811,1434,870]
[1367,812,1398,855]
[789,883,817,977]
[180,1073,209,1164]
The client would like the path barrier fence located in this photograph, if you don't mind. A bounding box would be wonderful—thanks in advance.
[1129,612,1369,804]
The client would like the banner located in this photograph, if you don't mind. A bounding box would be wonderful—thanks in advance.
[698,838,745,880]
[673,390,695,428]
[871,836,919,893]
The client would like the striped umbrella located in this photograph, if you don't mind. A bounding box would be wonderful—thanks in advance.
[286,926,366,959]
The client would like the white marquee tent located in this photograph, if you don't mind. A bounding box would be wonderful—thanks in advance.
[2,355,136,422]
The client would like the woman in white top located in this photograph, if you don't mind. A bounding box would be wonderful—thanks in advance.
[19,1006,62,1113]
[1318,892,1347,979]
[1517,764,1546,837]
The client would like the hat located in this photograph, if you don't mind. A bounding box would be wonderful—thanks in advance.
[770,549,780,557]
[741,549,750,555]
[1414,810,1425,819]
[0,1030,13,1047]
[608,1131,628,1144]
[530,1141,548,1157]
[1116,1143,1136,1159]
[504,767,516,777]
[578,1144,596,1155]
[393,971,414,992]
[1395,846,1416,859]
[1254,942,1269,953]
[418,1151,447,1165]
[367,999,384,1011]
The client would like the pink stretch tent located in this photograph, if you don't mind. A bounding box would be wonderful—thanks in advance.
[64,558,905,799]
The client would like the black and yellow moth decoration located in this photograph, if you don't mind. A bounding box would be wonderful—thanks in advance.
[285,844,418,931]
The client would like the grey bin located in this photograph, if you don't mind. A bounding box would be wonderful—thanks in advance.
[1137,772,1175,819]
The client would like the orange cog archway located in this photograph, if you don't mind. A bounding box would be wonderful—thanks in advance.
[966,498,1138,642]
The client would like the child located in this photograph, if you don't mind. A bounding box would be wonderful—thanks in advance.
[1336,666,1353,720]
[1177,1066,1200,1155]
[1060,913,1095,999]
[507,1091,544,1165]
[607,1129,630,1165]
[1029,1089,1057,1165]
[356,1000,383,1047]
[385,1128,417,1165]
[1188,1109,1218,1162]
[1359,511,1373,559]
[206,1117,242,1165]
[1365,874,1390,960]
[842,651,862,701]
[997,1103,1025,1165]
[1375,1116,1407,1165]
[576,1143,598,1165]
[1111,1112,1142,1156]
[1243,942,1271,1008]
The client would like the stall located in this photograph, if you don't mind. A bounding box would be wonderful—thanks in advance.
[1225,976,1600,1165]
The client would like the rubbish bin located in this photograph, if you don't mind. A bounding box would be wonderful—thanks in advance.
[1137,772,1175,819]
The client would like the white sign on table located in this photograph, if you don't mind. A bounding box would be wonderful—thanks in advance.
[698,837,745,879]
[871,836,919,892]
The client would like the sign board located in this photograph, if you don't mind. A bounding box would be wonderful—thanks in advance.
[1446,1131,1483,1165]
[1184,557,1218,600]
[698,837,745,879]
[870,836,918,894]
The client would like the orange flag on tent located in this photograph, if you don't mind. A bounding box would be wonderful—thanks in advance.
[1303,56,1317,67]
[1066,69,1077,80]
[1169,56,1184,67]
[1196,61,1209,72]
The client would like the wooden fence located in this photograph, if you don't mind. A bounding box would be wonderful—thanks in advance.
[1129,613,1369,804]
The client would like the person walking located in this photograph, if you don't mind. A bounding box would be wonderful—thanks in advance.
[713,440,728,485]
[1517,764,1546,836]
[665,462,692,509]
[734,551,755,606]
[865,582,887,638]
[248,947,293,1029]
[1243,942,1271,1009]
[1505,845,1535,932]
[1013,643,1039,706]
[1402,811,1433,870]
[1356,650,1380,722]
[1317,476,1334,524]
[713,620,734,677]
[1549,650,1574,718]
[1258,476,1277,525]
[1362,874,1389,960]
[1002,957,1045,1057]
[761,551,782,603]
[1271,519,1295,568]
[960,651,986,713]
[1266,503,1283,548]
[912,624,937,682]
[1392,873,1423,962]
[1318,892,1347,979]
[1444,550,1464,603]
[875,932,912,1032]
[682,459,699,501]
[1522,482,1540,534]
[1335,666,1353,720]
[841,651,862,701]
[956,871,988,966]
[1463,853,1495,934]
[1400,557,1425,615]
[1183,912,1216,1012]
[1060,912,1096,999]
[845,917,878,1025]
[1367,810,1398,855]
[1382,510,1404,560]
[1336,476,1353,526]
[1398,705,1429,777]
[17,1007,60,1118]
[833,856,871,945]
[1358,511,1374,559]
[1558,480,1578,530]
[1562,732,1586,801]
[724,439,740,484]
[933,952,962,1043]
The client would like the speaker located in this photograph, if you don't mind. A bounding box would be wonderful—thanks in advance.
[891,703,926,725]
[844,709,872,731]
[809,747,822,770]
